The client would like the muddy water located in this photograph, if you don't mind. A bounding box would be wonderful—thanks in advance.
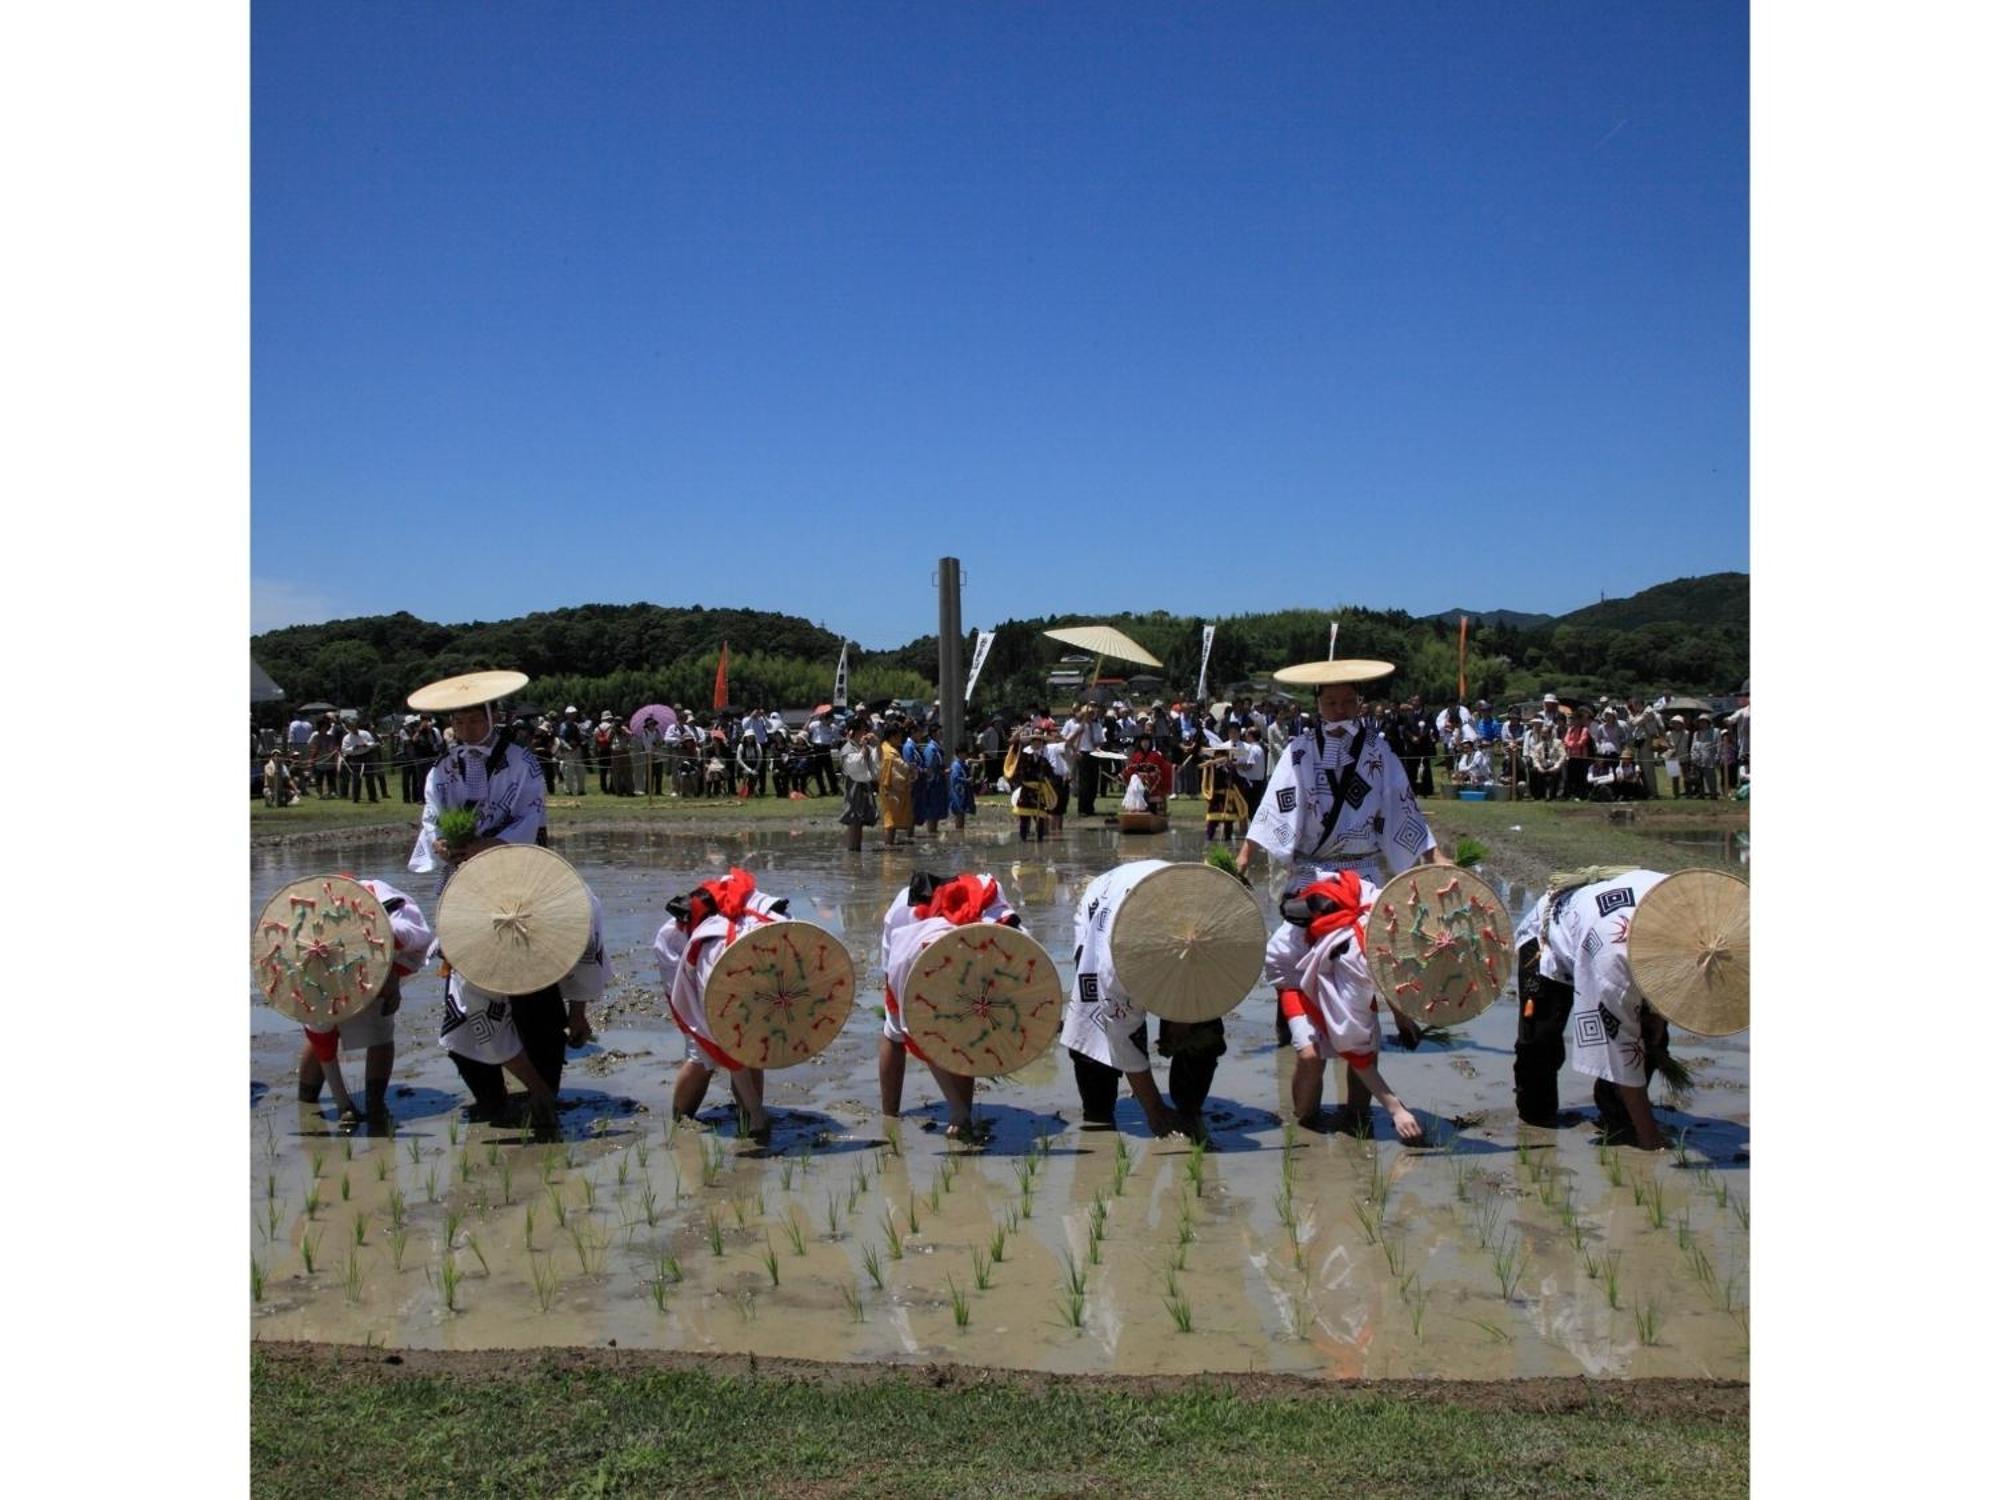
[250,822,1749,1378]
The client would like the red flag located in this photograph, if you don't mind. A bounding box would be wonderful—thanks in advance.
[1457,616,1468,702]
[713,641,730,711]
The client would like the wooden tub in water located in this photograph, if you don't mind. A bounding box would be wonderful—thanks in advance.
[1118,811,1170,834]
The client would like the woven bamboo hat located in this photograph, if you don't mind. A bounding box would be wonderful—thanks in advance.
[1272,658,1396,686]
[901,924,1063,1077]
[408,669,530,712]
[701,921,856,1069]
[1364,865,1509,1027]
[435,844,592,994]
[251,876,393,1027]
[1628,870,1750,1036]
[1109,862,1266,1022]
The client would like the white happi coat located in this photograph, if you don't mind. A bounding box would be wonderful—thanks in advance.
[653,892,790,1071]
[304,878,434,1048]
[1059,859,1169,1073]
[437,890,607,1065]
[1261,878,1385,1064]
[409,735,548,875]
[878,876,1018,1047]
[1530,870,1671,1088]
[1246,721,1436,886]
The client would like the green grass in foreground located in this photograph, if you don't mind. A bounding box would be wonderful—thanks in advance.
[251,1353,1747,1500]
[1424,797,1746,890]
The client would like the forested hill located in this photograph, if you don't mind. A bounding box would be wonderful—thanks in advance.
[252,574,1747,721]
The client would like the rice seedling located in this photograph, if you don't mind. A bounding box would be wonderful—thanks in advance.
[1004,1205,1019,1234]
[498,1156,513,1206]
[1088,1193,1108,1235]
[1275,1184,1296,1230]
[442,1206,464,1251]
[824,1192,841,1239]
[971,1247,993,1290]
[251,1258,265,1303]
[783,1213,807,1256]
[1468,1316,1513,1345]
[1085,1231,1102,1267]
[1643,1182,1670,1231]
[1451,1157,1471,1202]
[647,1270,671,1315]
[1491,1231,1529,1301]
[1513,1138,1533,1169]
[635,1139,650,1172]
[1713,1179,1730,1211]
[1468,1195,1502,1251]
[701,1136,726,1189]
[569,1220,604,1276]
[882,1213,904,1260]
[1537,1172,1560,1210]
[406,1135,423,1166]
[733,1289,759,1323]
[580,1174,599,1213]
[1684,1242,1715,1290]
[466,1234,489,1276]
[1184,1140,1207,1198]
[1161,1260,1181,1300]
[351,1212,368,1248]
[564,1140,579,1170]
[483,1140,499,1171]
[1671,1128,1692,1169]
[1352,1199,1382,1246]
[424,1166,439,1203]
[853,1160,870,1193]
[1382,1233,1408,1278]
[672,1167,684,1204]
[846,1182,862,1215]
[1164,1293,1194,1333]
[841,1282,865,1322]
[906,1192,923,1235]
[1605,1152,1626,1188]
[1018,1190,1034,1220]
[1062,1253,1087,1297]
[1058,1290,1085,1329]
[760,1235,781,1286]
[438,1253,461,1312]
[927,1174,944,1213]
[447,1116,461,1147]
[729,1196,749,1229]
[1405,1277,1430,1340]
[1715,1266,1742,1315]
[656,1250,682,1285]
[1602,1249,1624,1309]
[531,1254,559,1313]
[547,1186,569,1231]
[1366,1152,1391,1207]
[343,1247,364,1304]
[472,1185,490,1217]
[303,1186,322,1221]
[387,1225,409,1271]
[263,1199,282,1243]
[1733,1195,1750,1231]
[310,1149,327,1180]
[1170,1239,1189,1273]
[947,1275,970,1328]
[1630,1176,1648,1207]
[989,1225,1007,1263]
[458,1150,476,1186]
[1636,1300,1663,1346]
[373,1153,389,1184]
[1283,1118,1298,1156]
[540,1152,559,1188]
[1567,1219,1586,1251]
[862,1243,884,1289]
[1014,1162,1035,1195]
[705,1209,725,1256]
[1582,1247,1603,1279]
[1285,1217,1305,1273]
[635,1183,658,1229]
[1558,1186,1578,1229]
[1675,1207,1693,1249]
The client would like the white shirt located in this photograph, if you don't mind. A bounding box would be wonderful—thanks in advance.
[878,875,1017,1045]
[1455,750,1492,785]
[1059,859,1170,1073]
[409,734,548,875]
[287,718,314,746]
[1042,739,1072,778]
[1063,716,1104,755]
[1233,739,1266,782]
[1246,722,1436,881]
[438,890,607,1065]
[341,729,376,759]
[1531,871,1671,1088]
[1262,878,1384,1061]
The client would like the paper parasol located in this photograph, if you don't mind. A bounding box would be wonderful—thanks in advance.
[407,669,530,712]
[701,921,856,1069]
[1364,865,1510,1027]
[629,704,678,733]
[251,876,393,1027]
[435,844,593,995]
[1109,862,1266,1022]
[1272,658,1397,686]
[901,924,1064,1077]
[1043,624,1163,668]
[1627,869,1750,1036]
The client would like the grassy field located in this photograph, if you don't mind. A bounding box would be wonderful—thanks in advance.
[250,1348,1748,1499]
[1424,794,1746,892]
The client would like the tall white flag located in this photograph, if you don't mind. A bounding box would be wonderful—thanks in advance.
[1194,624,1216,703]
[964,630,996,704]
[832,642,850,708]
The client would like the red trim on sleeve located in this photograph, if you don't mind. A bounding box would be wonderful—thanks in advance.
[1277,987,1309,1022]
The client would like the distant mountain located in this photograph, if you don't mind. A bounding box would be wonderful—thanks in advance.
[1553,572,1748,632]
[1426,608,1556,630]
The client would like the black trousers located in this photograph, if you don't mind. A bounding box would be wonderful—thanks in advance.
[1513,939,1576,1125]
[1069,1021,1222,1124]
[449,987,569,1113]
[1077,754,1100,815]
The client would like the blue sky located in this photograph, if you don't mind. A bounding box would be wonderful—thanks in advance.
[252,2,1746,647]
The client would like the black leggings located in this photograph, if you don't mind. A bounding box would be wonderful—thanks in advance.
[449,987,569,1112]
[1069,1021,1221,1124]
[1513,940,1576,1124]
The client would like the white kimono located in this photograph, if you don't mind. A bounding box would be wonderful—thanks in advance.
[1262,879,1385,1064]
[1246,722,1436,885]
[878,875,1018,1048]
[1058,859,1169,1073]
[305,878,434,1052]
[1532,871,1671,1088]
[409,735,548,875]
[653,891,790,1071]
[437,890,607,1066]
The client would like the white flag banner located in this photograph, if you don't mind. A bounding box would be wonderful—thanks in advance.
[1328,622,1339,660]
[833,642,850,708]
[1194,624,1216,703]
[964,630,996,704]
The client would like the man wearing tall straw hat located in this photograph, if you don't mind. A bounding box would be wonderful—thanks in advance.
[406,670,547,879]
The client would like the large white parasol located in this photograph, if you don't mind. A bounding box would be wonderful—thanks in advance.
[1043,625,1164,669]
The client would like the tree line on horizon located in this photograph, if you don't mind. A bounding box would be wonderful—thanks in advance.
[250,573,1747,724]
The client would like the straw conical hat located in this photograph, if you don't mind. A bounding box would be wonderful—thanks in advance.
[702,921,855,1069]
[1628,870,1750,1036]
[1364,865,1509,1027]
[435,844,592,994]
[251,876,393,1027]
[1272,658,1396,686]
[408,669,530,712]
[1109,863,1266,1022]
[901,924,1063,1077]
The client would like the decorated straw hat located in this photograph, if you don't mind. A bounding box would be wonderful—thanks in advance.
[701,921,855,1069]
[1272,658,1396,686]
[1627,870,1750,1036]
[251,875,394,1027]
[1363,866,1510,1027]
[435,844,593,994]
[900,924,1063,1077]
[1109,862,1266,1023]
[408,669,530,713]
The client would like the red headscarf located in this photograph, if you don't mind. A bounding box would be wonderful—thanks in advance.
[913,873,997,927]
[687,867,759,929]
[1300,870,1371,951]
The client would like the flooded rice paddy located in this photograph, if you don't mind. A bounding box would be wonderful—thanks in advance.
[250,821,1749,1378]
